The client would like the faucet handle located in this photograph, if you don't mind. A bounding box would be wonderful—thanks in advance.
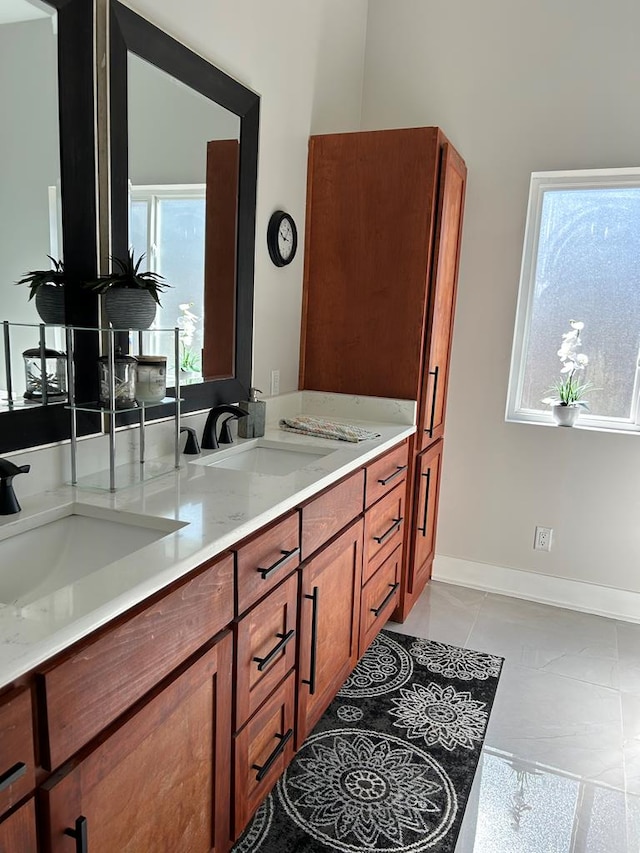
[218,417,238,445]
[180,427,201,455]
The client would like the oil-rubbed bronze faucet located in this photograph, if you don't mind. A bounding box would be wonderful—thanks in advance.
[0,458,30,515]
[201,405,248,450]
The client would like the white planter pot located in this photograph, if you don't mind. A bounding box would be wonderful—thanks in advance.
[552,404,580,427]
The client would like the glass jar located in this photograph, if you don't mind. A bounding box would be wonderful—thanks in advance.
[135,355,167,404]
[98,353,137,409]
[22,348,67,401]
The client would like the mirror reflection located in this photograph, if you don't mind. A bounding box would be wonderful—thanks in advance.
[0,0,64,407]
[127,52,241,386]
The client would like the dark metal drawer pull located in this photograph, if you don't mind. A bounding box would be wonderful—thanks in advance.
[371,582,400,617]
[0,761,26,793]
[425,365,439,438]
[253,629,296,672]
[256,546,300,580]
[64,816,88,853]
[252,728,293,782]
[302,587,319,695]
[373,517,402,545]
[377,465,407,486]
[418,469,431,536]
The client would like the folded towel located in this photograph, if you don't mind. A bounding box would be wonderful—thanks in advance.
[279,416,381,443]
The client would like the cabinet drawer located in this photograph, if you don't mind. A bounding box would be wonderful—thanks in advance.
[0,796,37,853]
[38,552,234,771]
[301,469,365,558]
[234,669,295,839]
[0,687,35,817]
[234,572,298,731]
[235,511,300,614]
[359,546,401,656]
[363,481,406,583]
[365,441,409,509]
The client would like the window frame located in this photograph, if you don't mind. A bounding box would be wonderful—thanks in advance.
[506,166,640,433]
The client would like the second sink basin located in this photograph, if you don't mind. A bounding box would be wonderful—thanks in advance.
[0,505,185,607]
[193,438,334,476]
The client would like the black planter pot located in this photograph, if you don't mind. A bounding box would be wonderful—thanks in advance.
[104,289,157,330]
[35,285,66,325]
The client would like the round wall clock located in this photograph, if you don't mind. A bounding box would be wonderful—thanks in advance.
[267,210,298,267]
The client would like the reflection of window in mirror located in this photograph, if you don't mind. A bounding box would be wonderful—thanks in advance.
[129,183,205,385]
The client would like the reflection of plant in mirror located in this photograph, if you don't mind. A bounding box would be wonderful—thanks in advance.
[178,302,201,372]
[85,250,170,305]
[15,256,66,300]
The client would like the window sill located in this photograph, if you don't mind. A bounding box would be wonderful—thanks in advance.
[505,414,640,436]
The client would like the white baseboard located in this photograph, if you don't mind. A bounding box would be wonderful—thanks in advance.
[432,555,640,624]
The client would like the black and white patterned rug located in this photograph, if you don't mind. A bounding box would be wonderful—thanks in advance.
[232,630,503,852]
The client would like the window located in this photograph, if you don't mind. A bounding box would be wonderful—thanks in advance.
[130,184,205,381]
[506,168,640,432]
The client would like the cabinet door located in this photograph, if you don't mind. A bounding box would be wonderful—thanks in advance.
[419,143,466,450]
[409,441,443,593]
[0,686,35,817]
[297,518,363,745]
[0,797,37,853]
[42,632,232,853]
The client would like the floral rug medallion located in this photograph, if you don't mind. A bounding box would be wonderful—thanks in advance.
[233,630,503,853]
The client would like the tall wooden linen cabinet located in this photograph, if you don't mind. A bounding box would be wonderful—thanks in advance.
[299,127,466,620]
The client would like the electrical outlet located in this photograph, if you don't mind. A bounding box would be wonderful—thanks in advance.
[270,369,280,397]
[534,526,553,552]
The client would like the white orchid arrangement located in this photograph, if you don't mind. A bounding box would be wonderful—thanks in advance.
[177,302,201,372]
[542,320,592,408]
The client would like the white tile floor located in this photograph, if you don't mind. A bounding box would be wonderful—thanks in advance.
[386,581,640,852]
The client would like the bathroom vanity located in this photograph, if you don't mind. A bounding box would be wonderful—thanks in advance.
[0,414,413,851]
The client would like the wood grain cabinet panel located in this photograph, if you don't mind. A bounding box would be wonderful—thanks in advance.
[409,440,443,594]
[0,797,37,853]
[363,481,406,584]
[364,440,409,509]
[300,469,364,559]
[359,545,402,657]
[297,518,363,745]
[41,632,232,853]
[0,687,35,819]
[38,552,234,771]
[233,670,295,840]
[234,511,300,614]
[234,572,298,730]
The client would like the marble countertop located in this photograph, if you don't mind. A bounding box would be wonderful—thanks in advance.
[0,401,415,690]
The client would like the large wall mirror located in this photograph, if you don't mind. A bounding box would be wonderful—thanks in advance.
[110,2,259,416]
[0,0,98,453]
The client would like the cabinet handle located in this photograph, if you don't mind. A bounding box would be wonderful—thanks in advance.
[373,517,402,545]
[371,582,400,617]
[0,761,26,793]
[64,816,88,853]
[418,469,431,536]
[256,547,300,580]
[253,629,296,672]
[425,365,439,438]
[377,465,407,486]
[252,728,293,782]
[302,586,319,695]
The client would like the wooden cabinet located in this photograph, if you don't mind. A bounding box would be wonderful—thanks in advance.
[300,127,466,621]
[409,440,443,594]
[0,798,37,853]
[41,632,232,853]
[297,518,363,745]
[0,687,35,818]
[359,545,402,656]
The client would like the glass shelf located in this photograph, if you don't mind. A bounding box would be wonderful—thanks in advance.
[66,396,183,415]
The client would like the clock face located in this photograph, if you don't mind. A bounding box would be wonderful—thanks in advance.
[278,217,294,260]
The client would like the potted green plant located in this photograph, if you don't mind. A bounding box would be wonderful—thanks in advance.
[542,320,592,427]
[15,256,67,324]
[85,250,169,330]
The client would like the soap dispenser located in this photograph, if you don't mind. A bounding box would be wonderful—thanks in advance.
[237,387,266,438]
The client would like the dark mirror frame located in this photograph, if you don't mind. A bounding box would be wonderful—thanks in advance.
[109,1,260,418]
[0,0,99,454]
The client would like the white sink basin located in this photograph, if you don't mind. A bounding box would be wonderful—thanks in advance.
[193,438,334,476]
[0,505,185,606]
